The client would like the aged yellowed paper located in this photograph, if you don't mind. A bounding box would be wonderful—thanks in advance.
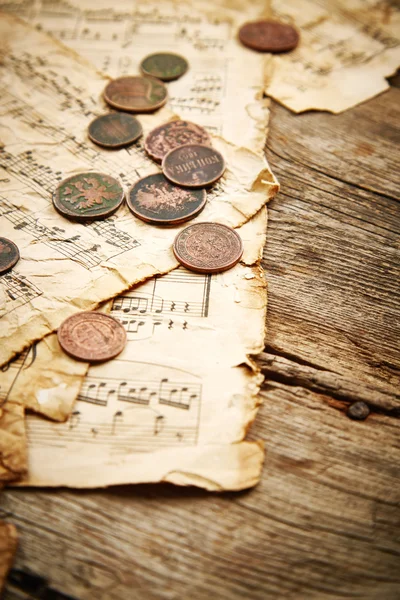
[263,0,400,113]
[3,0,271,153]
[19,209,268,491]
[0,12,278,368]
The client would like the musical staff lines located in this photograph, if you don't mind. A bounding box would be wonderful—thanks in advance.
[78,375,201,411]
[0,271,43,318]
[27,365,203,452]
[0,197,139,269]
[112,270,211,319]
[0,344,36,403]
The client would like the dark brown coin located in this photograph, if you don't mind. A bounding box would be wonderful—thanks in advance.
[140,52,188,82]
[0,237,20,274]
[238,20,299,53]
[88,113,143,148]
[104,76,168,113]
[162,144,225,188]
[127,173,206,226]
[173,222,243,274]
[145,120,211,163]
[53,172,124,222]
[58,312,127,362]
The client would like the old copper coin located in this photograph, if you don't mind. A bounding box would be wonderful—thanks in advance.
[162,144,225,188]
[88,113,143,148]
[173,222,243,274]
[127,173,206,226]
[238,20,299,53]
[58,312,127,362]
[104,76,168,113]
[140,52,188,82]
[53,172,124,222]
[0,237,20,274]
[145,120,211,163]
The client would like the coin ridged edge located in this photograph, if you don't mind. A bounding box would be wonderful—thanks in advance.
[238,20,300,53]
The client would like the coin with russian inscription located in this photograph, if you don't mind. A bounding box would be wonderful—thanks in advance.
[53,172,124,222]
[127,173,206,226]
[0,237,20,275]
[88,113,143,148]
[238,20,299,53]
[173,222,243,273]
[104,76,168,113]
[145,120,211,163]
[140,52,189,81]
[58,312,127,362]
[162,144,225,188]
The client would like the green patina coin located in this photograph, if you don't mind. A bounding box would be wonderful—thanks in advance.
[104,76,168,113]
[53,172,124,222]
[88,113,143,148]
[140,53,188,82]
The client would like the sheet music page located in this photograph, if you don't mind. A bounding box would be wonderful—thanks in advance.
[0,13,278,368]
[2,0,271,153]
[0,521,18,592]
[264,0,400,113]
[18,208,268,491]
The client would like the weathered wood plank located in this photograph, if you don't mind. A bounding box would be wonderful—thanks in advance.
[1,84,399,600]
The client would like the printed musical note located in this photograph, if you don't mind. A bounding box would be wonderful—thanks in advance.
[0,270,43,318]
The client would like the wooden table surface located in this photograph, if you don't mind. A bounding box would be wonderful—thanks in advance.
[1,78,399,600]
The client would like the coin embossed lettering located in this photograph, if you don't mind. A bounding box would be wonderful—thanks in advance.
[127,173,206,226]
[173,222,243,273]
[162,144,225,187]
[145,120,211,163]
[58,312,127,362]
[53,173,124,221]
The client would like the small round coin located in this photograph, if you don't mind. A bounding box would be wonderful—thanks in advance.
[88,113,143,148]
[127,173,207,226]
[140,52,188,82]
[173,222,243,274]
[58,312,127,362]
[104,76,168,113]
[162,144,225,188]
[0,237,20,274]
[238,20,299,53]
[53,172,124,222]
[145,120,211,163]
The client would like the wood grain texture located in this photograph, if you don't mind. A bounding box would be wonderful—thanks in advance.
[1,85,399,600]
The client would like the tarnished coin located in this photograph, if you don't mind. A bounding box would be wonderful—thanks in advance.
[145,120,211,163]
[0,237,20,274]
[173,222,243,274]
[127,173,206,226]
[162,144,225,188]
[58,312,127,362]
[53,172,124,222]
[238,20,299,53]
[140,52,188,82]
[88,113,143,148]
[104,76,168,113]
